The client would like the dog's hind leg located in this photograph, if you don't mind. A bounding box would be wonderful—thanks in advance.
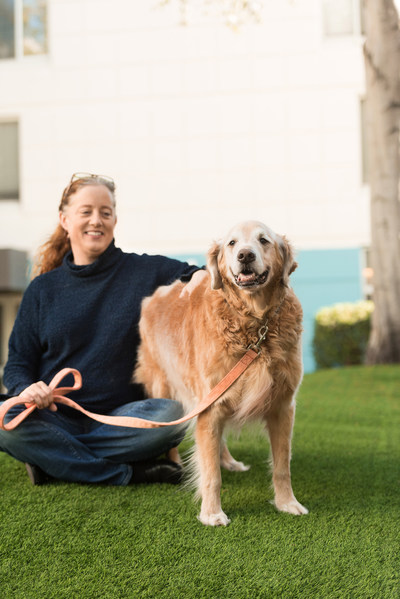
[220,440,250,472]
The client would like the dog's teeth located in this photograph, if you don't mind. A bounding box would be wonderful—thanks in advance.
[238,273,256,283]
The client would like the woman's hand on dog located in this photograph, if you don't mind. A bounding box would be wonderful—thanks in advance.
[180,269,208,297]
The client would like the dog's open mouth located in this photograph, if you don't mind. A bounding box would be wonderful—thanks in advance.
[233,268,270,288]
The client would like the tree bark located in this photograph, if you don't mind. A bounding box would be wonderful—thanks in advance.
[364,0,400,363]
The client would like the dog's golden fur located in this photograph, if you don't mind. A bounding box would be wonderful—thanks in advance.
[134,221,308,526]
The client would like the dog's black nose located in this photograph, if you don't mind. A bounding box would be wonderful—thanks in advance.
[237,249,256,264]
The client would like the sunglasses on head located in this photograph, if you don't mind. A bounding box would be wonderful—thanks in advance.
[61,172,116,204]
[69,172,115,189]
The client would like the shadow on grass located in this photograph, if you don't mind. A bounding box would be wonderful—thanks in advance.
[217,442,399,523]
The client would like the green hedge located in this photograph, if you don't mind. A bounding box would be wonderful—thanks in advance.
[312,301,374,369]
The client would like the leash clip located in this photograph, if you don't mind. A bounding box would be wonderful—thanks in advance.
[247,322,269,354]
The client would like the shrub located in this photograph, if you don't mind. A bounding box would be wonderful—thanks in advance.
[312,300,374,369]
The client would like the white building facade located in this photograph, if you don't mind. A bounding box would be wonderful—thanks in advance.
[0,0,369,374]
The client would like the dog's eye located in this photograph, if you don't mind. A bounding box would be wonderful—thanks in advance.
[259,237,269,245]
[228,240,236,247]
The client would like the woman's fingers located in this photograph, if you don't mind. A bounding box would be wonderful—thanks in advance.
[19,381,54,410]
[179,269,208,297]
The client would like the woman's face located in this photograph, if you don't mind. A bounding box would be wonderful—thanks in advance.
[59,184,117,265]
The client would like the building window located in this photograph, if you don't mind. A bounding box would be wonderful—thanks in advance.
[23,0,47,55]
[0,0,14,58]
[0,121,19,200]
[0,0,47,60]
[360,98,369,184]
[322,0,363,37]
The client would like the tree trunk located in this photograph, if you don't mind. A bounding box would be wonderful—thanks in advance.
[364,0,400,364]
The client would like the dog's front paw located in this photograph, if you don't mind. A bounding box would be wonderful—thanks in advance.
[198,510,231,527]
[275,498,308,516]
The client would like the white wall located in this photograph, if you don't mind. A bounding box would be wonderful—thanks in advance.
[0,0,369,258]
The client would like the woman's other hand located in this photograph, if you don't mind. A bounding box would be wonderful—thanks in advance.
[19,382,57,411]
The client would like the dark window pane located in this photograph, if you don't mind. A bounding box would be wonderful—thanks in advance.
[0,122,19,200]
[0,0,15,59]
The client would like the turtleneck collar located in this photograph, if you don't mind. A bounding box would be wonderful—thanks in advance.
[62,240,123,278]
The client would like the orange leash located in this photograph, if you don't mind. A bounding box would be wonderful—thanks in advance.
[0,349,259,431]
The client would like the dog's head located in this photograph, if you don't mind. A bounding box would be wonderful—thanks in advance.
[207,221,297,293]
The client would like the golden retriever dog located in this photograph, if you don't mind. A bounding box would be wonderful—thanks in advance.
[134,220,308,526]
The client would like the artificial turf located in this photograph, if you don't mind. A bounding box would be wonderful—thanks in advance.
[0,365,399,598]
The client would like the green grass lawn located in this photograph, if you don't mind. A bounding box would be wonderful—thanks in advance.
[1,366,399,598]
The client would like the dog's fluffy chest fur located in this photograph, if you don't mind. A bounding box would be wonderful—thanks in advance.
[134,277,303,424]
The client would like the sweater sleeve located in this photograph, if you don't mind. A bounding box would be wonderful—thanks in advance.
[154,256,203,287]
[3,279,42,395]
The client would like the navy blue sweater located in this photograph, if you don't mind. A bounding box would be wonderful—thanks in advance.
[3,241,198,412]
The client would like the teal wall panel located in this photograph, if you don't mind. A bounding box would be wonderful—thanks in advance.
[171,248,363,373]
[291,249,363,372]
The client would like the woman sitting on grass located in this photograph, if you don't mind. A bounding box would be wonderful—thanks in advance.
[0,172,203,487]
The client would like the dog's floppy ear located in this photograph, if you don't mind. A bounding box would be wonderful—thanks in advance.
[207,241,223,290]
[278,236,298,287]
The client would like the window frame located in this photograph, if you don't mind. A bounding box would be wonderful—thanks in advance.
[0,0,48,60]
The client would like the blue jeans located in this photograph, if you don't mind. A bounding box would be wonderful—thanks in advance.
[0,398,186,485]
